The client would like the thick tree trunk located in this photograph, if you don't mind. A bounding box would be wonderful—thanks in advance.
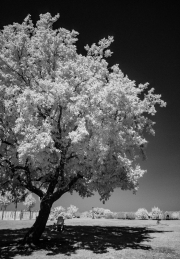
[22,198,53,245]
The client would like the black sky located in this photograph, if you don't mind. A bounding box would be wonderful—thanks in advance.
[1,0,180,212]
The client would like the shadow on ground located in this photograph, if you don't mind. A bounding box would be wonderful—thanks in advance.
[0,225,171,258]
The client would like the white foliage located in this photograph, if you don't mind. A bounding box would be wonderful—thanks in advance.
[0,12,166,205]
[0,191,12,210]
[135,208,149,219]
[50,206,65,220]
[67,204,78,217]
[23,193,36,211]
[151,206,162,219]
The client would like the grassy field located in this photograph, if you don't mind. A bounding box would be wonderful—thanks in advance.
[0,218,180,259]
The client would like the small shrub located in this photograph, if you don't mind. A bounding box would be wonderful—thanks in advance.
[114,212,126,219]
[148,212,152,219]
[104,212,115,219]
[164,211,180,220]
[104,212,114,219]
[126,212,136,220]
[80,211,92,218]
[48,214,55,221]
[171,212,180,219]
[103,209,112,214]
[74,211,81,218]
[135,208,149,220]
[95,214,103,219]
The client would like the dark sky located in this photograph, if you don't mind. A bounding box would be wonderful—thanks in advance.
[1,1,180,212]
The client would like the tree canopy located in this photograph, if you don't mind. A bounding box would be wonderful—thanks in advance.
[0,13,166,206]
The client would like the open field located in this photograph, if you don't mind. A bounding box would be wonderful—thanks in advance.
[0,218,180,259]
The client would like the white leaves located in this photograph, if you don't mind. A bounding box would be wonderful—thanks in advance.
[67,204,78,216]
[0,191,12,208]
[85,36,114,60]
[68,118,89,143]
[0,12,166,202]
[23,193,36,211]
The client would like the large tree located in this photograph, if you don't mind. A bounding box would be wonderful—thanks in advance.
[0,13,166,244]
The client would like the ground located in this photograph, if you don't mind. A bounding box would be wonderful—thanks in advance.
[0,218,180,258]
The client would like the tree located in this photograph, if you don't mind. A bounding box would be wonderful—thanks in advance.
[135,208,149,219]
[67,204,78,217]
[0,13,166,244]
[0,191,12,219]
[11,188,28,219]
[6,182,28,219]
[50,205,65,220]
[23,193,36,219]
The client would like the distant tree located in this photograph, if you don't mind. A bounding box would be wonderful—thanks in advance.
[135,208,149,220]
[0,13,166,244]
[10,186,28,219]
[67,205,78,217]
[151,206,162,220]
[0,191,12,219]
[50,206,65,220]
[23,193,36,219]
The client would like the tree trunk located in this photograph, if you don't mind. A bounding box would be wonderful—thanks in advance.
[2,205,6,220]
[14,202,17,220]
[22,198,53,245]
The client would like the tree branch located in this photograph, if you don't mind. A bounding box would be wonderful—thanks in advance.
[0,139,15,147]
[66,152,78,161]
[57,105,62,137]
[17,175,44,199]
[51,173,83,203]
[0,57,29,85]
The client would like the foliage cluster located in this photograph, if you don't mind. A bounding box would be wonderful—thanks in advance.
[48,206,180,220]
[135,208,149,220]
[104,212,115,219]
[0,191,12,210]
[163,211,180,220]
[114,212,127,219]
[125,212,136,220]
[23,193,36,212]
[150,206,162,219]
[92,207,112,218]
[80,211,92,218]
[74,211,81,218]
[0,190,31,211]
[79,207,114,219]
[49,204,79,220]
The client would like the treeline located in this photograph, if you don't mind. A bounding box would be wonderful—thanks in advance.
[0,210,39,220]
[1,206,179,221]
[49,206,180,220]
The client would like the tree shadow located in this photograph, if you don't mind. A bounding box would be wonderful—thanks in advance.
[0,225,172,258]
